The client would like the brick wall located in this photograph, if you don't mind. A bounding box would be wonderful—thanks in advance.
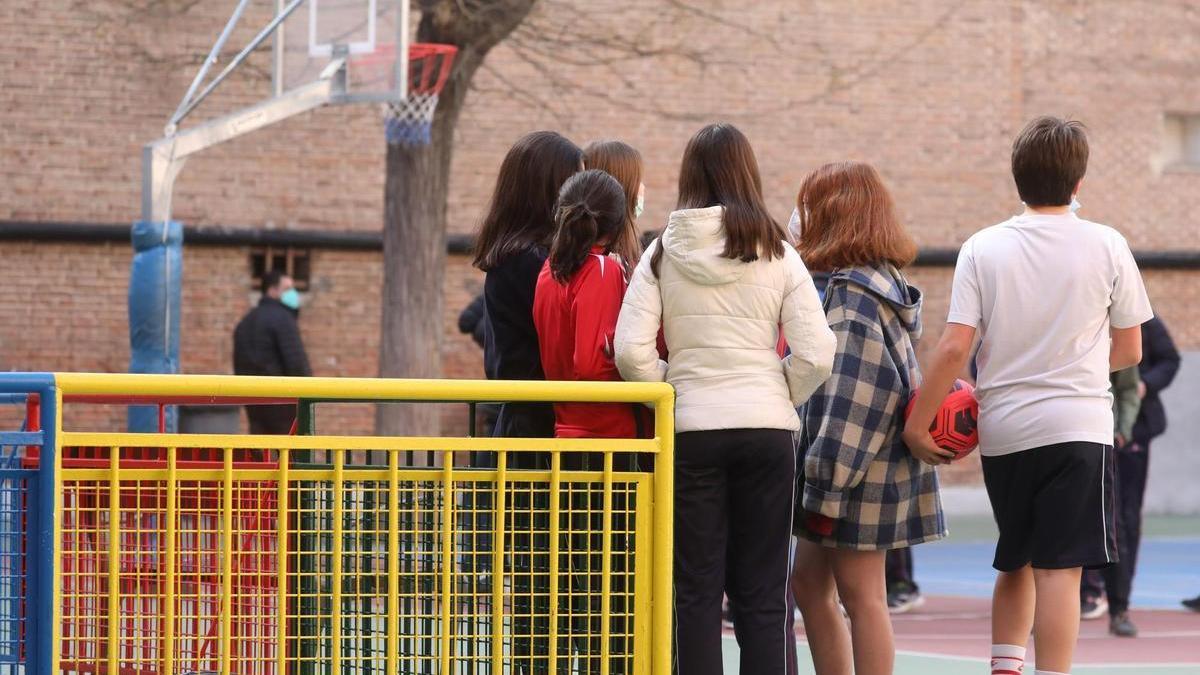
[1,1,1197,476]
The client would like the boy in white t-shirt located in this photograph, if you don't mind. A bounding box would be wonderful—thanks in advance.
[903,116,1153,675]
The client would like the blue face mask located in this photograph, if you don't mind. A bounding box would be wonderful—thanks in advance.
[635,190,645,219]
[280,287,302,310]
[1069,196,1081,213]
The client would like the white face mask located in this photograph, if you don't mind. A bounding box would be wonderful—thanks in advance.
[787,207,803,243]
[1069,196,1081,213]
[635,184,645,219]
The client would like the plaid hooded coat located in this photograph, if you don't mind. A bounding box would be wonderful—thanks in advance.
[796,264,946,550]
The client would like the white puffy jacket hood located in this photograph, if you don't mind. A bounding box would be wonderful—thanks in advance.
[661,205,746,285]
[614,206,836,433]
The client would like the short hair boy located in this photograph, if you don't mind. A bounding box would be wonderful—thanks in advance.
[903,116,1153,675]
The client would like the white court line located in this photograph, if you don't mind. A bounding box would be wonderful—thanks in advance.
[724,636,1200,669]
[890,648,1200,671]
[890,611,991,621]
[893,649,983,663]
[1078,630,1200,640]
[884,630,1200,640]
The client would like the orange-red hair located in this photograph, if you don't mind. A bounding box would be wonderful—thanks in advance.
[794,161,917,272]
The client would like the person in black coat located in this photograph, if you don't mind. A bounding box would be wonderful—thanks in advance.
[1081,315,1180,635]
[1131,316,1181,448]
[233,270,311,434]
[471,131,583,675]
[472,131,583,442]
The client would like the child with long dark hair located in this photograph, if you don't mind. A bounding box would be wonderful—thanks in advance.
[534,168,645,439]
[472,130,582,675]
[473,130,584,440]
[533,168,643,673]
[791,161,944,675]
[615,123,836,675]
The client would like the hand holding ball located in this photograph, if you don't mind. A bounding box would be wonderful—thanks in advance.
[904,379,980,461]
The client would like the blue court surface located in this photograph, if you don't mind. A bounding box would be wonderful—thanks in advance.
[721,515,1200,674]
[915,514,1200,609]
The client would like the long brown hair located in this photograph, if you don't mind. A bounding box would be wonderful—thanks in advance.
[472,131,583,271]
[651,123,784,276]
[583,140,643,267]
[547,170,626,283]
[794,161,917,272]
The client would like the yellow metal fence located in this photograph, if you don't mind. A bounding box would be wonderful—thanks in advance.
[47,374,674,675]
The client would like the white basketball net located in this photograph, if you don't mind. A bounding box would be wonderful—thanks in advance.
[384,92,440,146]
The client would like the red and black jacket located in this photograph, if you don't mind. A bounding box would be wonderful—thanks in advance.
[533,248,651,439]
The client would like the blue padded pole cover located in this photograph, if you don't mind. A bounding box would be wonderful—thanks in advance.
[128,220,182,432]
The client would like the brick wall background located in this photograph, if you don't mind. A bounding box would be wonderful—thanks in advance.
[1,1,1197,486]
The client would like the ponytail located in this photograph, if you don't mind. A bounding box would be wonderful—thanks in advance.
[547,169,627,284]
[549,202,601,283]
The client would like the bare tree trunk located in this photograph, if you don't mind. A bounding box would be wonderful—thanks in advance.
[377,136,448,436]
[375,52,484,436]
[376,2,536,436]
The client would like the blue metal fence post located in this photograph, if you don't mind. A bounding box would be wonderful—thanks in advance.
[8,374,57,675]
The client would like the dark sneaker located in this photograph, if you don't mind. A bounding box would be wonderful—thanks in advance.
[1081,596,1108,621]
[1183,595,1200,612]
[1109,612,1138,638]
[887,588,925,614]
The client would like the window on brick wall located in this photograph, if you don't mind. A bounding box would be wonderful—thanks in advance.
[250,247,311,291]
[1161,113,1200,169]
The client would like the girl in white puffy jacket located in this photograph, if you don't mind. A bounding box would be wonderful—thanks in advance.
[614,123,835,675]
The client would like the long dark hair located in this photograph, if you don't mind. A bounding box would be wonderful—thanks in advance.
[473,131,583,271]
[651,123,784,276]
[583,140,643,268]
[548,170,626,283]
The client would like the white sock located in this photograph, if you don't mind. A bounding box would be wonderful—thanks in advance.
[991,644,1026,674]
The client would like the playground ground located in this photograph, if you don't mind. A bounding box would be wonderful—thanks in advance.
[722,515,1200,674]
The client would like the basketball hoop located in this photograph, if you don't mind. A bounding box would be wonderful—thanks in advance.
[352,43,457,146]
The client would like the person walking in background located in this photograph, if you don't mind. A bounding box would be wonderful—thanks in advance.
[615,122,835,675]
[233,269,310,434]
[1080,365,1142,632]
[1081,316,1179,632]
[886,548,924,614]
[471,130,583,675]
[583,140,646,271]
[904,117,1153,675]
[790,161,944,675]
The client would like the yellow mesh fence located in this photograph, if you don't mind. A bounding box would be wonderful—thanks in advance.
[50,375,674,675]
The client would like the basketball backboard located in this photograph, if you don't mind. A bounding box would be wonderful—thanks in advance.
[144,0,410,222]
[276,0,409,104]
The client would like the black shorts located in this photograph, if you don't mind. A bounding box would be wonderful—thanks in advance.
[982,441,1117,572]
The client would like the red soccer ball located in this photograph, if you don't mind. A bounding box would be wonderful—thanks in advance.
[905,379,979,460]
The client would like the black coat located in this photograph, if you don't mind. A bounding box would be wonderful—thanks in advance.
[482,247,555,439]
[233,298,311,434]
[1132,316,1181,444]
[233,297,312,377]
[458,293,489,349]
